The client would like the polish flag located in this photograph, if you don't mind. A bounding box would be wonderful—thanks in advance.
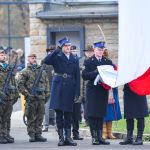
[129,67,150,95]
[97,0,150,95]
[118,0,150,95]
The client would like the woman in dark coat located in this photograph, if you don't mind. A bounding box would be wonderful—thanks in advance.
[119,84,148,145]
[82,41,113,145]
[44,37,80,146]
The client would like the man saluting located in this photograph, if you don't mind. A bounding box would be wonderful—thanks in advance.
[44,37,80,146]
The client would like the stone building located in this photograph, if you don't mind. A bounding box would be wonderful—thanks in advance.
[29,0,118,62]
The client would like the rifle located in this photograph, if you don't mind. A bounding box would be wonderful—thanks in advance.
[0,54,18,105]
[28,62,46,107]
[23,62,46,126]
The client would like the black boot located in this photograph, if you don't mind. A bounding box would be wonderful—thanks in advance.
[0,134,8,144]
[73,134,84,140]
[58,129,65,146]
[97,130,110,145]
[7,133,14,141]
[35,134,47,142]
[133,131,143,145]
[29,133,36,142]
[91,130,100,145]
[119,130,133,145]
[3,134,14,143]
[73,130,83,140]
[65,129,77,146]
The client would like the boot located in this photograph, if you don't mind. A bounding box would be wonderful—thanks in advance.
[65,129,77,146]
[0,133,8,144]
[97,130,110,145]
[119,130,133,145]
[29,133,36,142]
[73,130,83,140]
[103,122,107,139]
[133,130,143,145]
[73,134,84,140]
[35,134,47,142]
[7,133,14,140]
[106,122,116,139]
[57,129,65,146]
[3,134,14,143]
[42,127,48,132]
[91,130,100,145]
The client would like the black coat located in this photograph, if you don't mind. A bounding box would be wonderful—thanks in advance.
[82,55,113,117]
[44,50,80,112]
[123,84,149,119]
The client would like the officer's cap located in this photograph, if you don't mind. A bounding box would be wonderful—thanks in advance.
[93,41,105,48]
[58,37,71,47]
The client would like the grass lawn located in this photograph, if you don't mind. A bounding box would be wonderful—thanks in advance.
[112,116,150,134]
[80,116,150,134]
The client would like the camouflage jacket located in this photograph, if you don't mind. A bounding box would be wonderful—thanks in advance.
[78,56,89,103]
[17,64,50,102]
[74,57,87,103]
[44,64,54,89]
[0,63,20,102]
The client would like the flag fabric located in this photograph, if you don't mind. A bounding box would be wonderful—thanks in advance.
[129,67,150,95]
[97,0,150,95]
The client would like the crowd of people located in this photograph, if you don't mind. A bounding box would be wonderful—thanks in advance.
[0,36,149,146]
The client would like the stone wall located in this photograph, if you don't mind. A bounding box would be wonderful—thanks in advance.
[29,4,118,62]
[29,3,47,60]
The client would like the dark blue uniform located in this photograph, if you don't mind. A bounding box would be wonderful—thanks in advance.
[82,55,113,145]
[120,84,149,145]
[82,55,113,118]
[44,49,80,112]
[44,49,80,137]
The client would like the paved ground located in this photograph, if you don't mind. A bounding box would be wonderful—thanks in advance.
[2,99,149,150]
[0,111,150,150]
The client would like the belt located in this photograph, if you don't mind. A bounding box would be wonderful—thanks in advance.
[54,73,72,78]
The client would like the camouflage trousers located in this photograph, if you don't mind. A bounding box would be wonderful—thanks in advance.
[25,100,45,136]
[0,101,13,135]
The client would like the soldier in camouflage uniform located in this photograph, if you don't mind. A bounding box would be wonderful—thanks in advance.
[0,48,19,144]
[17,53,50,142]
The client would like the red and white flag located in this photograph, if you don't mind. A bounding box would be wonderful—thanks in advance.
[97,0,150,95]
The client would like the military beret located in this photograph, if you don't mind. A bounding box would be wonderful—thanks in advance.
[83,44,93,52]
[71,45,76,50]
[46,45,56,52]
[28,53,37,57]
